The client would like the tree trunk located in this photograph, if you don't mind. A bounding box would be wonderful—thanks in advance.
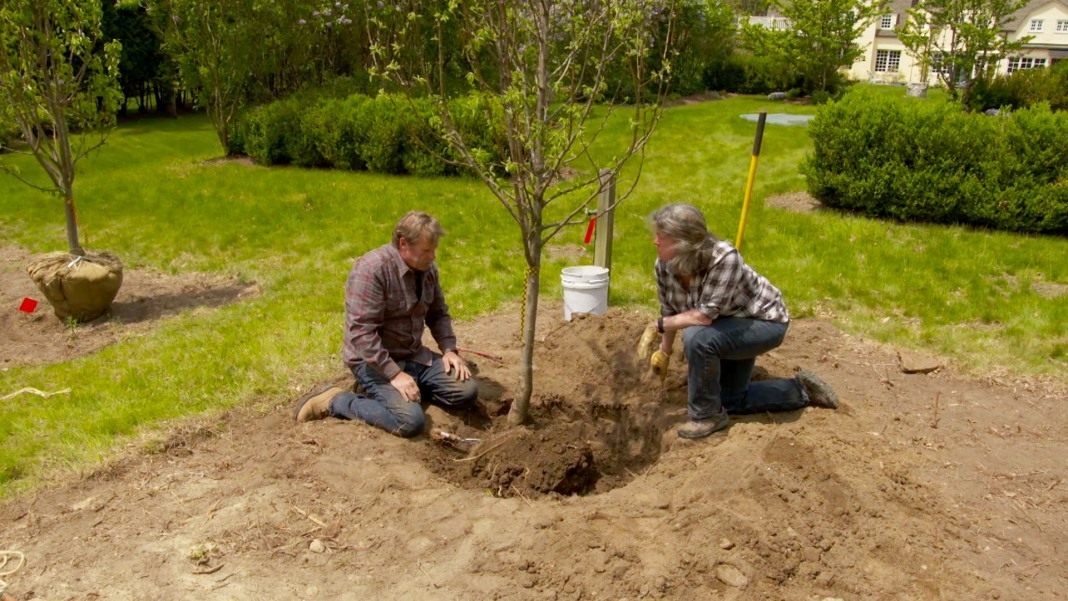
[64,191,84,256]
[508,259,540,425]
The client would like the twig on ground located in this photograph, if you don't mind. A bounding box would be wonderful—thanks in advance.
[930,392,941,429]
[291,505,326,527]
[1,387,72,401]
[457,347,505,364]
[452,432,518,463]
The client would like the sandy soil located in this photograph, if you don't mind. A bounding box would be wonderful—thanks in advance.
[0,246,259,368]
[1,300,1066,601]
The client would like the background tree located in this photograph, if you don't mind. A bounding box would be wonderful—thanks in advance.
[897,7,938,97]
[666,0,737,95]
[0,0,122,256]
[744,0,886,95]
[370,0,678,425]
[901,0,1030,107]
[103,0,173,115]
[153,0,259,152]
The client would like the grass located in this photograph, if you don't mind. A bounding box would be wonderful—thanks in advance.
[1,89,1065,494]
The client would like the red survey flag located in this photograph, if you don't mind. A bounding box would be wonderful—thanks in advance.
[583,217,597,244]
[19,297,39,313]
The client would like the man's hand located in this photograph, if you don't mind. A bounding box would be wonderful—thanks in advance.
[636,323,659,361]
[390,371,421,401]
[650,350,670,383]
[442,350,471,381]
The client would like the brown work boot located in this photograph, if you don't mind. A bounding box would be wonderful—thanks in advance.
[797,369,839,409]
[293,384,344,423]
[677,413,731,439]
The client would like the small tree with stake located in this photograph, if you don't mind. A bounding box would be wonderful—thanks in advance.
[369,0,678,425]
[0,0,124,321]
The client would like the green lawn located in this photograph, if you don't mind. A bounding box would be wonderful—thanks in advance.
[1,93,1064,493]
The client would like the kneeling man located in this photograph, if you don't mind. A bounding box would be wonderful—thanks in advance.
[295,211,478,437]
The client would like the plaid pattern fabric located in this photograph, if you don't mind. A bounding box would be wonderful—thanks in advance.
[655,240,789,323]
[342,244,457,379]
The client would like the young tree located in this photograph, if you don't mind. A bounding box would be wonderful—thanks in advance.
[742,0,886,95]
[897,8,937,96]
[152,0,259,152]
[900,0,1030,106]
[779,0,887,94]
[0,0,122,256]
[370,1,678,425]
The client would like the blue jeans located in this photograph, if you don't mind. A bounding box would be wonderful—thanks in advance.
[682,317,807,421]
[329,354,479,437]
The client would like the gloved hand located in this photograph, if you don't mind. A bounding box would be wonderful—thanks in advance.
[636,324,659,361]
[650,350,670,382]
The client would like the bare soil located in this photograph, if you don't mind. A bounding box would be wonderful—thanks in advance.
[1,302,1066,601]
[765,191,824,213]
[0,246,259,368]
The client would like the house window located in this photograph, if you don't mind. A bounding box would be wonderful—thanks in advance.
[1008,57,1048,72]
[1056,19,1068,32]
[1028,19,1043,32]
[931,52,952,75]
[880,14,895,29]
[874,49,901,72]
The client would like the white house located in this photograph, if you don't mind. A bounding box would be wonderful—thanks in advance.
[755,0,1068,86]
[849,0,1068,85]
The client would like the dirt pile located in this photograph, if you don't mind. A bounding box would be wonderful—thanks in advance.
[1,303,1065,600]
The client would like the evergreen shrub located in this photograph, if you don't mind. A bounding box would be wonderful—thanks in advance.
[230,91,506,177]
[970,62,1068,112]
[804,89,1068,234]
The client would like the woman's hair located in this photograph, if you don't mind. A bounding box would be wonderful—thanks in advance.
[648,203,720,276]
[393,211,444,246]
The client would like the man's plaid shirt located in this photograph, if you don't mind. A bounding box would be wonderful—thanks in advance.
[655,240,789,323]
[342,244,457,379]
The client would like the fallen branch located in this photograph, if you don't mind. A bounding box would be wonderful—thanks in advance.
[457,347,505,364]
[290,505,326,527]
[1,387,72,401]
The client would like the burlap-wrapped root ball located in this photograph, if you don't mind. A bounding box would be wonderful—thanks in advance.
[26,251,124,322]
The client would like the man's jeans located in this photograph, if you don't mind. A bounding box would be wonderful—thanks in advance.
[682,317,807,421]
[329,354,478,437]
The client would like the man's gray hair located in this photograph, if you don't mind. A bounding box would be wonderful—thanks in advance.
[392,211,444,246]
[648,203,720,276]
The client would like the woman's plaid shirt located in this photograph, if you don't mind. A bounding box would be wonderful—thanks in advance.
[655,240,789,323]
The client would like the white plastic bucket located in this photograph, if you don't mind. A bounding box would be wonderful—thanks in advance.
[561,265,610,321]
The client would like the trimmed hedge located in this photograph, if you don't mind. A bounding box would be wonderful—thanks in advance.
[803,89,1068,234]
[970,62,1068,112]
[231,91,506,177]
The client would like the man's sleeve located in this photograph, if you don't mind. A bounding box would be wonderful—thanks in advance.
[696,249,741,322]
[425,266,457,353]
[345,260,402,379]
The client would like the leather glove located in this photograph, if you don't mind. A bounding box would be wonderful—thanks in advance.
[636,324,658,361]
[650,350,670,382]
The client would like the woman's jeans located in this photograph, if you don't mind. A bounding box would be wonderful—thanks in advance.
[329,354,478,437]
[682,317,807,421]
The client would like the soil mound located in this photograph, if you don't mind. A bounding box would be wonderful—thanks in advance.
[1,303,1065,600]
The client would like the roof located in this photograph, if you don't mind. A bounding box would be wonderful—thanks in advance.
[1004,0,1068,31]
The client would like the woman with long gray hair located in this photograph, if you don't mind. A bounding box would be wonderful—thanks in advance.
[644,203,838,439]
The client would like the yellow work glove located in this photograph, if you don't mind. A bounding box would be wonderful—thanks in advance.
[650,350,670,382]
[636,323,659,361]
